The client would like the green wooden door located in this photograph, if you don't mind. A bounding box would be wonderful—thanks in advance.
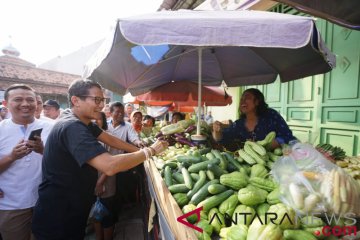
[246,5,360,156]
[317,22,360,156]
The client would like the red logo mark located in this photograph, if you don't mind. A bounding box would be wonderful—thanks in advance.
[176,206,203,233]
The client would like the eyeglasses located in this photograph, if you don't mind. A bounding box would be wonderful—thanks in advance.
[79,96,108,105]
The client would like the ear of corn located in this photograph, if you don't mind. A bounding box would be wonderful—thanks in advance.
[319,168,360,215]
[301,171,320,180]
[333,170,340,214]
[302,194,320,213]
[289,183,304,209]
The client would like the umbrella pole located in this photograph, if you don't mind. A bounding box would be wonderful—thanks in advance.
[196,47,202,136]
[191,47,206,143]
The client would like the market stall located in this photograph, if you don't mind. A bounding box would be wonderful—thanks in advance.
[83,10,342,240]
[144,158,197,240]
[142,124,360,239]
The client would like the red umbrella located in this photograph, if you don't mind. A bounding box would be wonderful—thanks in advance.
[178,106,196,113]
[124,93,173,106]
[167,103,194,113]
[145,100,174,106]
[136,81,232,106]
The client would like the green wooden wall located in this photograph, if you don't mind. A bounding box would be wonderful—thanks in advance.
[246,5,360,156]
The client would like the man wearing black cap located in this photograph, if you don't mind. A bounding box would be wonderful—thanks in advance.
[43,99,60,120]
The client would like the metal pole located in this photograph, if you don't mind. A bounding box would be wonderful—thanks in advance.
[197,47,202,136]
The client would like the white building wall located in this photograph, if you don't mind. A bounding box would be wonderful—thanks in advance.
[208,87,240,123]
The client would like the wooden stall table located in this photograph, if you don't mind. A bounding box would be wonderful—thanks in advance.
[144,159,197,240]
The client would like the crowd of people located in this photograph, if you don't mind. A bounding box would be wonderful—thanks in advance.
[0,80,296,239]
[0,79,168,240]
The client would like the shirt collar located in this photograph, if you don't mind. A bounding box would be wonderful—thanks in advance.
[110,119,125,126]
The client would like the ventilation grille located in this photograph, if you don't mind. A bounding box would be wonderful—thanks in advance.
[270,3,307,16]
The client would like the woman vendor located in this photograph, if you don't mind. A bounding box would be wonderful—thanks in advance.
[212,88,296,150]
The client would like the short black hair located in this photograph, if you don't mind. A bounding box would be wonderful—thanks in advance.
[172,112,184,120]
[43,99,60,110]
[125,103,133,108]
[109,101,124,113]
[143,115,155,127]
[68,79,102,107]
[4,84,35,100]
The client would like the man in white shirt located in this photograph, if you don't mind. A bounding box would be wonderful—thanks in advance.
[0,106,6,121]
[34,94,55,122]
[108,102,144,152]
[107,102,145,209]
[205,111,214,125]
[123,103,134,123]
[0,84,54,240]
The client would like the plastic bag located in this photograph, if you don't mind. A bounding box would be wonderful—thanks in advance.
[271,142,360,216]
[89,197,110,222]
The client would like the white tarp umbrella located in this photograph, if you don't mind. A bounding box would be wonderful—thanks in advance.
[84,10,335,136]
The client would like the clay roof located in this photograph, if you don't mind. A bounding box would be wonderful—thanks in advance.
[0,54,33,67]
[0,55,79,95]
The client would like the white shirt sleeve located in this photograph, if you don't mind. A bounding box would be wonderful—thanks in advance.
[126,123,140,143]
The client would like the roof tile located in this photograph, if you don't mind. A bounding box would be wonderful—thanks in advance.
[0,55,79,95]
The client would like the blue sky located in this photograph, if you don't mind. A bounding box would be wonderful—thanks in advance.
[0,0,163,65]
